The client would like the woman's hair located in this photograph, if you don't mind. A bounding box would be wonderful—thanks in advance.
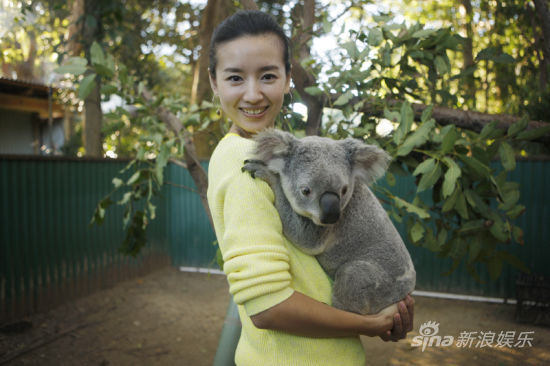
[209,10,291,79]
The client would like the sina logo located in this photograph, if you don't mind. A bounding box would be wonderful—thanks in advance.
[411,321,454,352]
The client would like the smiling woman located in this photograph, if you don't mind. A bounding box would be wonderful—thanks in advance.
[205,9,413,366]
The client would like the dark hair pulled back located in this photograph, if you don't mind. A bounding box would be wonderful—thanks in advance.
[208,10,291,79]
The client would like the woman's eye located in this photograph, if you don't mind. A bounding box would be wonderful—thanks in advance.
[262,73,277,81]
[227,75,242,82]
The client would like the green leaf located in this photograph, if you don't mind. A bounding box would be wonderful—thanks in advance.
[118,191,133,205]
[55,57,88,75]
[507,116,529,137]
[421,105,433,123]
[412,158,435,176]
[305,86,324,96]
[90,41,105,66]
[418,163,441,193]
[78,73,97,100]
[440,126,459,154]
[334,90,353,106]
[442,185,460,212]
[468,237,483,264]
[489,217,509,242]
[393,196,431,219]
[498,251,530,273]
[458,154,491,179]
[464,189,491,216]
[368,28,383,46]
[397,119,435,156]
[499,189,520,211]
[506,204,526,219]
[411,29,436,39]
[392,102,414,145]
[434,55,449,75]
[112,177,124,188]
[101,84,118,95]
[516,125,550,140]
[127,171,141,185]
[155,142,171,186]
[498,142,516,171]
[90,197,114,225]
[148,201,156,220]
[442,157,461,198]
[410,221,425,243]
[455,190,469,219]
[479,121,498,140]
[458,219,486,235]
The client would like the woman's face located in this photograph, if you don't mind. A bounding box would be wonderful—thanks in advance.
[210,33,291,136]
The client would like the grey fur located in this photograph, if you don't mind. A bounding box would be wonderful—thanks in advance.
[242,129,416,315]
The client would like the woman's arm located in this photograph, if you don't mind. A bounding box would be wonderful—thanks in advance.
[250,291,414,339]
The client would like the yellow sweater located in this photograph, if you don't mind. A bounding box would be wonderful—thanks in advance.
[207,133,365,366]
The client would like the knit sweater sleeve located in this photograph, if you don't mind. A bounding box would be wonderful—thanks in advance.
[220,171,294,316]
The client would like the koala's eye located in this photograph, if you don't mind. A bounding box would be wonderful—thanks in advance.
[301,187,311,196]
[342,186,348,196]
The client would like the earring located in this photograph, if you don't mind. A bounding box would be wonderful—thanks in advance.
[212,94,221,116]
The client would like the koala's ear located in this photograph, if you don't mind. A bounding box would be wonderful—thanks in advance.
[252,129,296,172]
[344,138,391,185]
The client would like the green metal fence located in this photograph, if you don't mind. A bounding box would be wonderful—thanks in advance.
[1,156,549,322]
[0,156,170,322]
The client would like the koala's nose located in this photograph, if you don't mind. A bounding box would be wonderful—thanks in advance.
[319,192,340,224]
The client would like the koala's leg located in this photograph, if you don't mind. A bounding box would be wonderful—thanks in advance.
[331,260,396,315]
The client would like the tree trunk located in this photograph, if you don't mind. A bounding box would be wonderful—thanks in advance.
[83,78,103,157]
[291,0,325,136]
[192,0,234,104]
[67,0,84,57]
[460,0,476,109]
[534,0,550,87]
[81,0,103,157]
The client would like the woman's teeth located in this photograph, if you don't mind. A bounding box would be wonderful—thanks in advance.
[242,108,266,115]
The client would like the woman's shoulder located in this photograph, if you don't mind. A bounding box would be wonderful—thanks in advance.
[208,134,257,190]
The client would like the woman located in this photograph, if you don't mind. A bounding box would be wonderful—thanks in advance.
[206,10,414,365]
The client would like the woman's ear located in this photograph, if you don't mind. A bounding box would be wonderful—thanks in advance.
[284,70,292,94]
[209,71,218,94]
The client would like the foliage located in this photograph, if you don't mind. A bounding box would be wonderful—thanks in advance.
[55,40,217,255]
[307,16,549,280]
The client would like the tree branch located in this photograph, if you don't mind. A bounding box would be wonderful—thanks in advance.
[354,97,550,144]
[141,89,213,227]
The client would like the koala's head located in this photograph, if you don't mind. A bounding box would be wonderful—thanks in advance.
[252,129,391,226]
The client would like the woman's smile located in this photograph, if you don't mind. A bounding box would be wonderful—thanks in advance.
[209,34,291,136]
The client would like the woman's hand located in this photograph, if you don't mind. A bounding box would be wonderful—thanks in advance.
[379,295,415,342]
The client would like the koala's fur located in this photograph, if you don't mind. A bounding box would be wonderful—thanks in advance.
[242,129,416,315]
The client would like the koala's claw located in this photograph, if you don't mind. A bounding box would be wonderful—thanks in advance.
[242,159,275,185]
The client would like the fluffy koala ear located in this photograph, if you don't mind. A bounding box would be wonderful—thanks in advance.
[344,138,391,185]
[252,129,296,172]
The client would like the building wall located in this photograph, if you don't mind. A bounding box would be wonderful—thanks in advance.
[0,108,35,154]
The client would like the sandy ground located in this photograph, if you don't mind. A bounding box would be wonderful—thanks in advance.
[1,266,549,366]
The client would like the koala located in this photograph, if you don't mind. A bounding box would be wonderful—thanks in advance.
[242,129,416,315]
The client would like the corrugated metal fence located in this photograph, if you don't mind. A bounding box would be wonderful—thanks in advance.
[0,157,171,322]
[1,156,549,322]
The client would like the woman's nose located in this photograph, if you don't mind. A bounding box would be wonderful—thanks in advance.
[243,81,262,104]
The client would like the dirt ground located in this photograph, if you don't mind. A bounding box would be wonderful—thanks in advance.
[1,266,549,366]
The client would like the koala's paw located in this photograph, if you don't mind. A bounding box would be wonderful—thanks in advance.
[242,159,275,185]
